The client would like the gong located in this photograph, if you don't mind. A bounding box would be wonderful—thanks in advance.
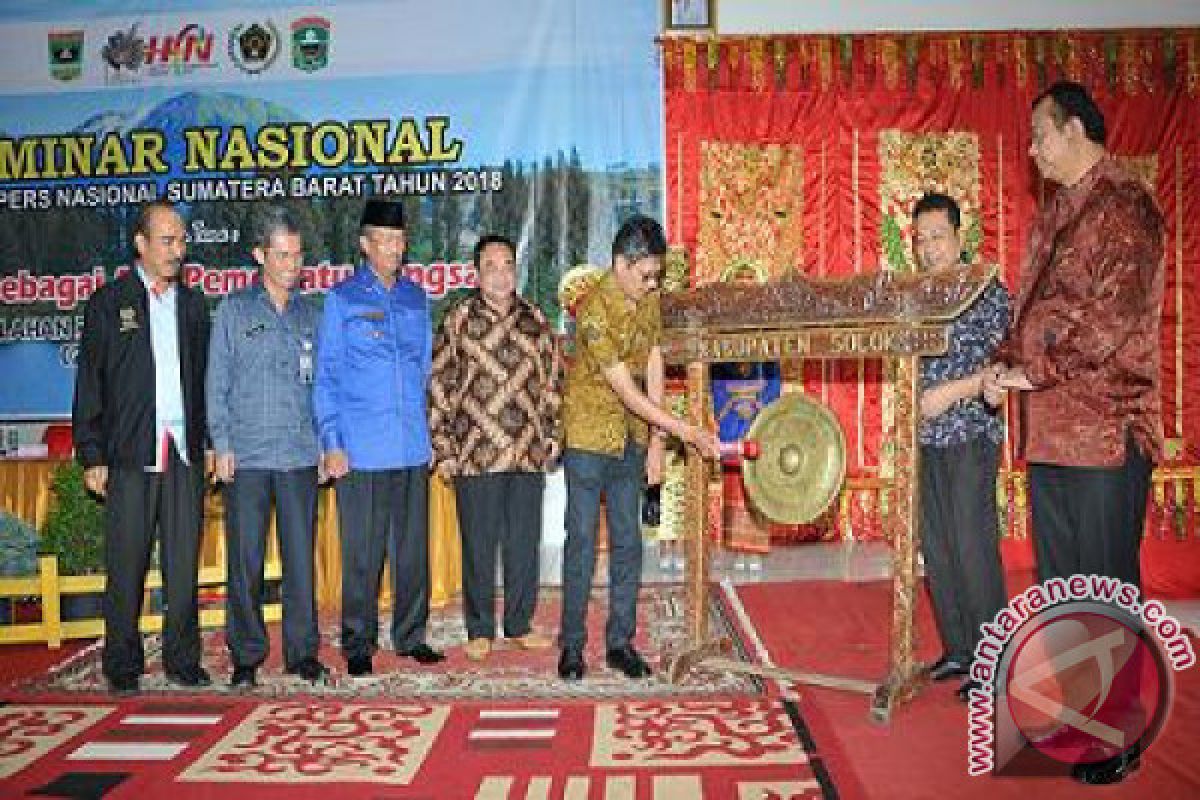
[742,393,846,524]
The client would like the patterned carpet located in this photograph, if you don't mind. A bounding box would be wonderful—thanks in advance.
[0,695,826,798]
[16,586,761,701]
[0,585,832,799]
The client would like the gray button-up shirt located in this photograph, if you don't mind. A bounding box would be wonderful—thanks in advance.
[206,284,320,470]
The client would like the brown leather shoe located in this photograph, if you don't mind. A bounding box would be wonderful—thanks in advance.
[464,638,492,661]
[508,632,553,650]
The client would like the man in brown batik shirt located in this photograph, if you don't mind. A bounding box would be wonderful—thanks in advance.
[989,81,1165,786]
[429,234,561,662]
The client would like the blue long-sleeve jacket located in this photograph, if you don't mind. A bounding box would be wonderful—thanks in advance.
[313,265,432,470]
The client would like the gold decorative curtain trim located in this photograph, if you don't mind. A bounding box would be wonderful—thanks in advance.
[661,29,1200,94]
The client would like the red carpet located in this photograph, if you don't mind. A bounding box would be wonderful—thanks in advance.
[0,640,89,685]
[0,694,822,798]
[734,576,1200,799]
[0,589,827,799]
[10,575,1193,797]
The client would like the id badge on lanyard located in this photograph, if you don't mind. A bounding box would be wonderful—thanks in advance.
[299,338,314,384]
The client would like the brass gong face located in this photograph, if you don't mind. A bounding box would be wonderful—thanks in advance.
[742,393,846,524]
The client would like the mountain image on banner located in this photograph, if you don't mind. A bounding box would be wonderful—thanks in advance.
[70,91,300,183]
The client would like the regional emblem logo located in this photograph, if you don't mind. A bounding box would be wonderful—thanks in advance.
[48,30,84,81]
[290,16,330,73]
[229,21,280,75]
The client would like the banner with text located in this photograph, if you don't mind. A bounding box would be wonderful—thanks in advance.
[0,0,663,419]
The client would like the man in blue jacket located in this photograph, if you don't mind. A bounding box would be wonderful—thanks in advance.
[314,199,445,676]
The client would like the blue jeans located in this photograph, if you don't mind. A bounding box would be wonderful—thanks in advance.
[559,441,645,651]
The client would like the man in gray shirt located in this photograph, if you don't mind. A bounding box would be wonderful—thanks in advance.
[207,206,326,687]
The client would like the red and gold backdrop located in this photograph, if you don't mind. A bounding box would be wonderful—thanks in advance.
[662,29,1200,593]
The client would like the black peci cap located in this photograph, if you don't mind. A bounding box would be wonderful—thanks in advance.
[360,199,405,229]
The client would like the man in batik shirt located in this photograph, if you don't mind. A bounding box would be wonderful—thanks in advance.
[910,192,1009,703]
[991,80,1165,786]
[429,234,560,662]
[557,215,719,682]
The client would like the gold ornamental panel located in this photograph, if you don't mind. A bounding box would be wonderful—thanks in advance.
[661,263,997,333]
[697,142,805,285]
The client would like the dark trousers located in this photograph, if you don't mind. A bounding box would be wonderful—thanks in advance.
[224,467,319,670]
[1028,437,1152,744]
[919,438,1008,661]
[1029,439,1151,589]
[560,441,646,651]
[455,472,544,640]
[336,467,430,658]
[102,444,203,682]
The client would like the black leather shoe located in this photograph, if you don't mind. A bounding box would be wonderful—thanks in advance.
[558,648,585,681]
[346,654,373,677]
[230,666,257,688]
[107,674,140,697]
[928,655,969,682]
[166,665,212,688]
[287,658,330,683]
[956,678,983,702]
[1072,745,1142,785]
[398,644,446,665]
[606,645,652,679]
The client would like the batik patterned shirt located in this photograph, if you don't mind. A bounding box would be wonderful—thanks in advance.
[428,293,561,477]
[562,271,661,455]
[919,278,1010,448]
[1000,156,1165,467]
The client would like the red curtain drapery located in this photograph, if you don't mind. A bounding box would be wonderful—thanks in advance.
[663,29,1200,591]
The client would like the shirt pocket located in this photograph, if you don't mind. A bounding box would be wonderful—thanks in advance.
[236,319,274,371]
[229,319,276,421]
[390,306,426,365]
[345,312,389,359]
